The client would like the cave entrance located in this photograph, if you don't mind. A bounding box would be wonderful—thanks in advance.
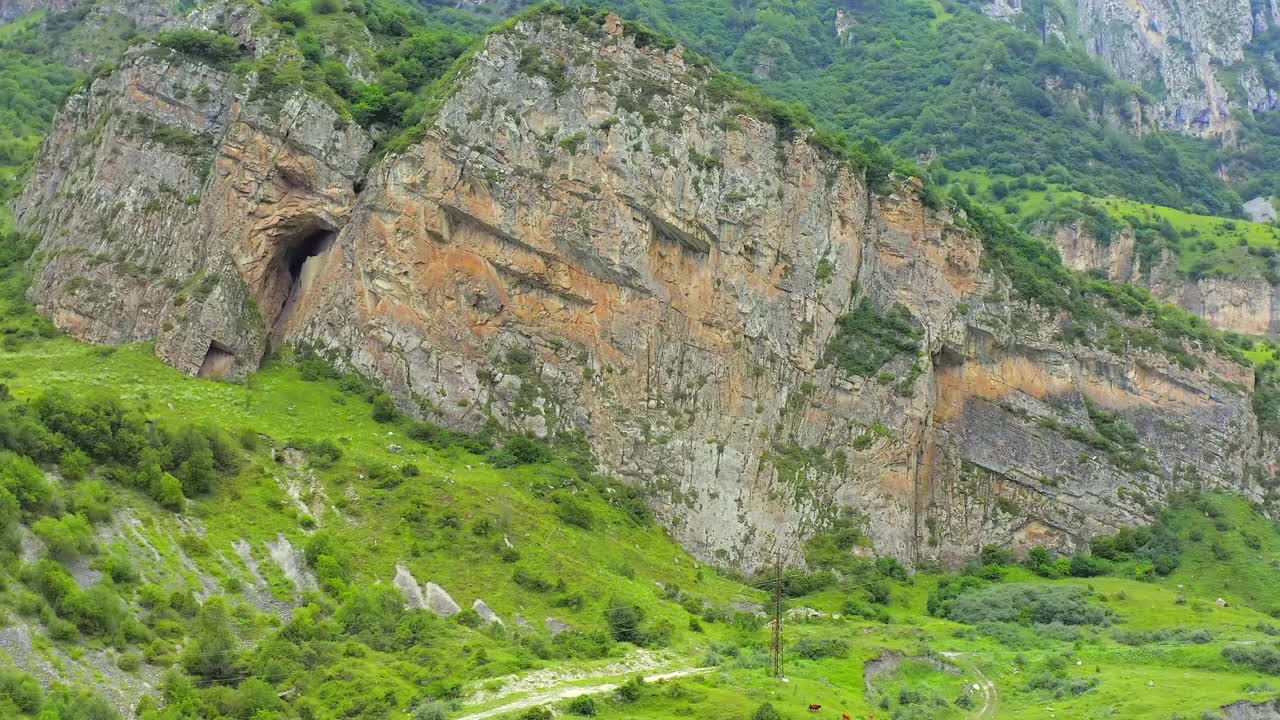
[269,226,336,343]
[197,341,237,379]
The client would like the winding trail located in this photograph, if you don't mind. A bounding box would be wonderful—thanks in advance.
[453,667,715,720]
[941,651,999,719]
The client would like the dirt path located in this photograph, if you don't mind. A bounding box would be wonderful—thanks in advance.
[453,667,715,720]
[941,652,998,719]
[969,663,998,719]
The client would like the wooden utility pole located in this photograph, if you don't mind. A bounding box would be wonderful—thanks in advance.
[770,558,784,679]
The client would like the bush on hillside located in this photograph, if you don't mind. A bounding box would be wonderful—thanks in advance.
[410,701,448,720]
[933,583,1110,627]
[751,702,782,720]
[1223,643,1280,674]
[566,695,596,716]
[155,30,243,68]
[792,636,850,659]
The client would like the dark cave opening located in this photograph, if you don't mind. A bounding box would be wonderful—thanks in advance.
[270,227,336,341]
[197,341,236,379]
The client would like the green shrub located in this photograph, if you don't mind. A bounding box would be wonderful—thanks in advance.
[32,513,96,558]
[604,598,645,644]
[825,299,922,377]
[371,393,399,423]
[615,675,646,703]
[0,668,43,713]
[553,493,594,530]
[513,567,554,593]
[933,582,1110,627]
[155,30,243,68]
[410,701,449,720]
[792,636,850,659]
[751,702,781,720]
[1224,643,1280,674]
[181,597,237,680]
[116,651,142,672]
[566,695,596,716]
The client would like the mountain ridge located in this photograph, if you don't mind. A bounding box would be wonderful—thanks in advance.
[13,5,1278,574]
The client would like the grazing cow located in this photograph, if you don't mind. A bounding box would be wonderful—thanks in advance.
[842,714,851,720]
[807,704,821,712]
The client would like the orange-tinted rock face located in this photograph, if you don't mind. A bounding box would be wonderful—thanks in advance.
[1051,221,1280,337]
[19,12,1277,569]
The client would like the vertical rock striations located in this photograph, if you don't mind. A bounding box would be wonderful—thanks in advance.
[984,0,1280,135]
[16,4,370,377]
[17,12,1279,569]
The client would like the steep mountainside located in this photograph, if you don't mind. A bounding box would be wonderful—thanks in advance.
[16,8,1279,574]
[1050,214,1280,335]
[985,0,1280,136]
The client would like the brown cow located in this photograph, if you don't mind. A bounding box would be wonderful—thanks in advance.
[807,704,821,712]
[842,714,852,720]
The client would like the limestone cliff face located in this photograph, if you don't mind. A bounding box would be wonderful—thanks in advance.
[0,0,70,23]
[987,0,1280,136]
[1052,222,1280,336]
[16,2,370,377]
[18,13,1279,570]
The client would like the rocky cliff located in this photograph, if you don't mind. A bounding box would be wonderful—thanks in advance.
[16,10,1279,570]
[0,0,68,23]
[1052,221,1280,336]
[985,0,1280,136]
[16,1,370,377]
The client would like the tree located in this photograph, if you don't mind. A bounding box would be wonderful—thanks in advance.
[148,470,185,511]
[604,598,644,644]
[751,703,781,720]
[411,701,448,720]
[32,513,96,559]
[182,597,237,680]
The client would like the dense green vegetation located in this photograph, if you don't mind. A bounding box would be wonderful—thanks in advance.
[0,14,81,231]
[552,0,1237,216]
[824,300,922,379]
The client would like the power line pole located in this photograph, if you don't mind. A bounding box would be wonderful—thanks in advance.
[770,557,784,679]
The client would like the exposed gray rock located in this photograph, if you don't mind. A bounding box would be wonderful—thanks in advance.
[986,0,1274,136]
[1223,699,1280,720]
[473,598,504,625]
[425,582,461,617]
[1051,220,1280,336]
[546,617,571,636]
[393,564,429,610]
[266,533,318,595]
[19,11,1279,575]
[15,16,371,379]
[1245,196,1278,224]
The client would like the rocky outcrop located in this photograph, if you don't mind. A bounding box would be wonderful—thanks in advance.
[0,0,72,23]
[1051,221,1280,336]
[1223,699,1280,720]
[16,3,370,378]
[985,0,1280,135]
[18,12,1278,571]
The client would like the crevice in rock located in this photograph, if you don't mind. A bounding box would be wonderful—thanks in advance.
[265,223,337,349]
[197,342,236,379]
